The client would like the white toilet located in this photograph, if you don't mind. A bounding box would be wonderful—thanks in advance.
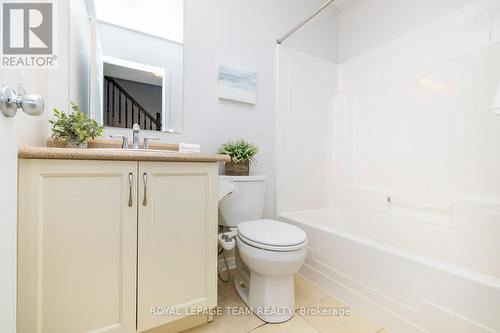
[219,175,307,323]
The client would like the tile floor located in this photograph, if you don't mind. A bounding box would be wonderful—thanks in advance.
[185,270,387,333]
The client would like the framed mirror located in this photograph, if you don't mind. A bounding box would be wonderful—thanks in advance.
[71,0,184,133]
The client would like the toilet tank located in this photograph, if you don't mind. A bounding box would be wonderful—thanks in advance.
[218,175,266,227]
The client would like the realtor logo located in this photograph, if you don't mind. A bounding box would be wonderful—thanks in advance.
[2,1,56,67]
[3,2,52,54]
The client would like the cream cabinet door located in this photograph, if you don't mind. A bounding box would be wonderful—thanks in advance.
[18,160,138,333]
[137,162,218,332]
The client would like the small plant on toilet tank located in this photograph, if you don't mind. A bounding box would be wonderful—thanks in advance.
[218,139,259,176]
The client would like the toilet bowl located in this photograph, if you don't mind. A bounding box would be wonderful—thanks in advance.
[235,219,307,323]
[218,175,307,323]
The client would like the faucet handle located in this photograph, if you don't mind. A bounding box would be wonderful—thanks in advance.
[132,123,141,132]
[110,135,129,149]
[143,137,160,150]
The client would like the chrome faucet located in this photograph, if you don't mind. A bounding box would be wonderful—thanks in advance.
[132,123,141,149]
[111,123,159,150]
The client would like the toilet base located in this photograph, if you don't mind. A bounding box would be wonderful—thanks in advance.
[234,274,250,305]
[234,272,295,323]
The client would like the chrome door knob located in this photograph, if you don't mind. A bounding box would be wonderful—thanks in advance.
[0,85,18,117]
[0,85,44,118]
[19,94,44,116]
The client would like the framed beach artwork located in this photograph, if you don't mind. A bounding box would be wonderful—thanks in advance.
[218,61,257,104]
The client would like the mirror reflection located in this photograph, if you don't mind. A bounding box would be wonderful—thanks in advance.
[102,57,165,131]
[73,0,184,133]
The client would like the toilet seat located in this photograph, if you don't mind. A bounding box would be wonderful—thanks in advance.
[238,234,307,252]
[237,219,307,252]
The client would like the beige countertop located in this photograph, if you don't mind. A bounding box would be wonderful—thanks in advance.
[19,146,231,163]
[46,137,180,151]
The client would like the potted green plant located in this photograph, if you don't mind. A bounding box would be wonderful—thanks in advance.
[49,102,104,148]
[218,139,259,176]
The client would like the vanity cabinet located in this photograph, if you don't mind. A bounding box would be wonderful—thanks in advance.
[18,159,218,333]
[137,162,217,332]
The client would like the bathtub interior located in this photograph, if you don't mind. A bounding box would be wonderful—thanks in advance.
[279,210,500,333]
[279,188,500,281]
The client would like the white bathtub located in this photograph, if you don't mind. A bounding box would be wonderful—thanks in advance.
[278,201,500,333]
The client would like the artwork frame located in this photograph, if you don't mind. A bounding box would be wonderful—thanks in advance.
[218,61,257,104]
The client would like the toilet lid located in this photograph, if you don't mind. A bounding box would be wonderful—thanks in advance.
[237,219,307,248]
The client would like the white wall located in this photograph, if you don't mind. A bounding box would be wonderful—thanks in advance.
[336,0,476,62]
[94,0,184,43]
[283,3,339,63]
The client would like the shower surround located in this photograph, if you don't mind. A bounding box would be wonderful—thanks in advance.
[276,1,500,332]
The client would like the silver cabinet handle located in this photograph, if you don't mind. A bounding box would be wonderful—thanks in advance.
[128,172,133,207]
[143,172,148,206]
